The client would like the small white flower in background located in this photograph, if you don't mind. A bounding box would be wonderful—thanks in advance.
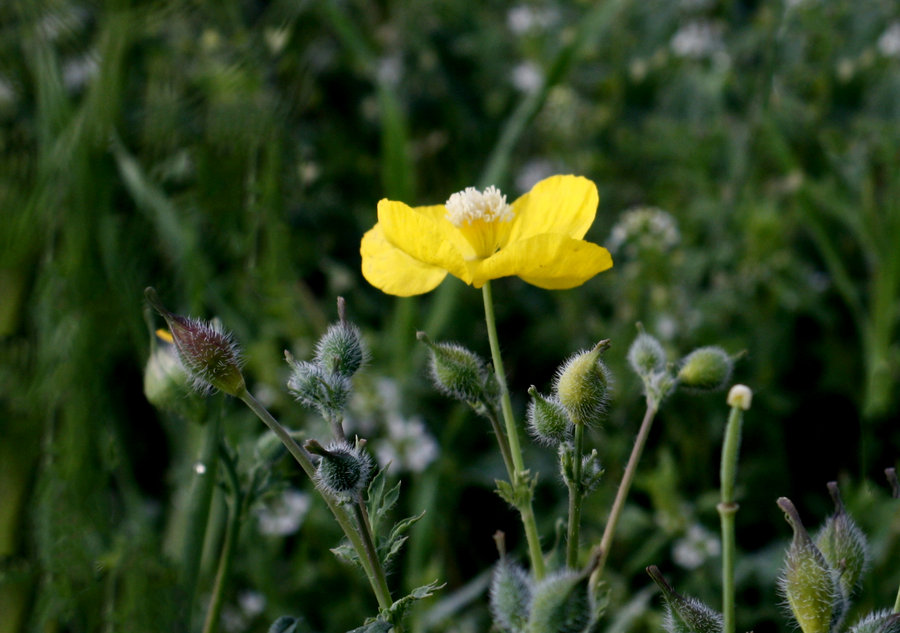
[238,590,266,618]
[506,5,558,34]
[877,23,900,58]
[512,62,543,94]
[608,207,681,258]
[256,489,311,536]
[671,21,724,59]
[673,523,721,570]
[374,414,439,473]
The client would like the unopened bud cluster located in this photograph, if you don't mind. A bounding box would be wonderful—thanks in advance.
[286,309,368,419]
[777,484,871,633]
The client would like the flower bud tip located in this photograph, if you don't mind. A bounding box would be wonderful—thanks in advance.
[727,384,753,410]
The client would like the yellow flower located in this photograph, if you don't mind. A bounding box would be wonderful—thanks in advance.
[360,175,613,296]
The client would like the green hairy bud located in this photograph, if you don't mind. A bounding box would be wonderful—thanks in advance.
[305,439,373,498]
[847,611,900,633]
[647,566,723,633]
[777,497,845,633]
[527,387,573,446]
[490,536,532,633]
[815,482,869,600]
[677,346,733,392]
[554,340,612,425]
[527,570,592,633]
[286,354,353,417]
[627,332,667,377]
[314,301,368,377]
[145,287,246,397]
[418,332,495,404]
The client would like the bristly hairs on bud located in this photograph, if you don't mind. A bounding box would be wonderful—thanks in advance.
[527,387,573,446]
[676,346,734,393]
[314,297,369,377]
[304,438,373,499]
[285,352,353,419]
[647,565,723,633]
[815,482,869,600]
[144,287,246,397]
[846,610,900,633]
[777,497,845,633]
[490,531,532,633]
[553,340,612,426]
[628,326,667,378]
[417,332,497,406]
[526,568,593,633]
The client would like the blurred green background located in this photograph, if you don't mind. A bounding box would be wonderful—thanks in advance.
[1,0,899,632]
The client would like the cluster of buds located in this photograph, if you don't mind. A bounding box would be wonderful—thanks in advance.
[490,534,606,633]
[626,327,738,408]
[777,484,871,633]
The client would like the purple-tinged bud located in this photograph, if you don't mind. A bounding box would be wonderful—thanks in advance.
[145,287,245,397]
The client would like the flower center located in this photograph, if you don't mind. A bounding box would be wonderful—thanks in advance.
[444,185,514,259]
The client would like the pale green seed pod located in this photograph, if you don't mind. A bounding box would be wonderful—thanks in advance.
[306,440,373,498]
[554,341,612,426]
[418,332,494,404]
[526,571,592,633]
[314,321,368,377]
[647,566,723,633]
[490,557,532,633]
[847,610,900,633]
[527,387,573,446]
[677,347,733,392]
[815,482,869,600]
[628,332,667,377]
[777,497,845,633]
[145,287,246,397]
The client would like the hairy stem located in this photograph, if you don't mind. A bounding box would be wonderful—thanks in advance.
[566,423,585,569]
[482,281,545,580]
[718,404,745,633]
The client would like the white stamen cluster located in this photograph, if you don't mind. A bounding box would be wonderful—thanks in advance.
[445,185,514,227]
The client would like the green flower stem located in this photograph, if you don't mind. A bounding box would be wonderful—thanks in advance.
[718,404,745,633]
[353,494,395,624]
[590,403,658,587]
[238,390,394,612]
[201,449,243,633]
[481,281,545,580]
[181,408,222,624]
[485,408,516,482]
[566,423,585,569]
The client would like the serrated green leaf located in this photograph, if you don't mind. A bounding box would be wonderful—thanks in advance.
[381,510,426,565]
[331,542,364,569]
[385,580,445,623]
[347,617,392,633]
[367,465,402,538]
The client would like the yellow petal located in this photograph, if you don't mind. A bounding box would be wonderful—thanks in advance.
[506,175,599,245]
[410,204,477,260]
[378,199,472,282]
[361,224,448,296]
[470,234,613,289]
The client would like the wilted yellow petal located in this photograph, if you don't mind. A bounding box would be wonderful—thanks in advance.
[506,175,598,245]
[378,199,472,282]
[471,234,613,289]
[361,225,448,296]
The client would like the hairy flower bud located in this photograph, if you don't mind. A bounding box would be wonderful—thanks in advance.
[527,387,572,446]
[145,287,245,397]
[527,570,592,633]
[286,354,352,417]
[490,557,532,633]
[418,332,495,404]
[777,497,845,633]
[628,332,667,377]
[554,340,612,425]
[847,611,900,633]
[314,320,368,378]
[815,482,869,600]
[677,347,733,392]
[647,566,723,633]
[305,439,373,498]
